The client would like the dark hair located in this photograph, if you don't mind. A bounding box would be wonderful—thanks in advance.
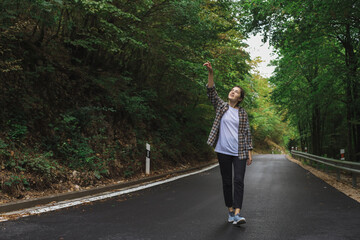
[234,86,245,107]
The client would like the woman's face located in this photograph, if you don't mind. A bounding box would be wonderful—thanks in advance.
[228,87,242,103]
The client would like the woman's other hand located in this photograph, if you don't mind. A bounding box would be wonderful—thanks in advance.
[247,151,252,166]
[247,158,252,166]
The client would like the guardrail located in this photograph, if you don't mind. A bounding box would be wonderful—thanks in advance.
[291,150,360,188]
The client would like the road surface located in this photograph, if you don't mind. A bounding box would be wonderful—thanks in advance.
[1,154,360,240]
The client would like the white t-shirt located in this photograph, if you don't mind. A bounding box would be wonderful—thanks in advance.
[215,106,239,156]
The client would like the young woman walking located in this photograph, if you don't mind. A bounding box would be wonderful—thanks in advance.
[203,61,253,225]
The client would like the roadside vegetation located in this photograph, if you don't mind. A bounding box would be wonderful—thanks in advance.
[1,0,295,200]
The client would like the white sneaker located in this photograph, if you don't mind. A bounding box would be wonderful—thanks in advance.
[233,214,246,225]
[228,211,235,223]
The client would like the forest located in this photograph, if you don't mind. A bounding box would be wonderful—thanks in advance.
[0,0,358,199]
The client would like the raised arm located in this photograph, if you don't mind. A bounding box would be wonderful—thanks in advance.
[203,61,224,110]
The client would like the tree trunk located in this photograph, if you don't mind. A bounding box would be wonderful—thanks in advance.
[343,23,358,161]
[311,104,321,155]
[298,121,306,151]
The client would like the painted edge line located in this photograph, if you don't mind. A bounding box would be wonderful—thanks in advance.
[0,163,219,222]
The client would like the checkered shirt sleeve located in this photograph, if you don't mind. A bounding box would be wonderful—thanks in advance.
[206,84,225,111]
[206,85,226,146]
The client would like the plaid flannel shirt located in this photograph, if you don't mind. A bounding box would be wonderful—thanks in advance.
[206,85,253,160]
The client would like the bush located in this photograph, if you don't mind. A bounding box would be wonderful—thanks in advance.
[1,174,30,196]
[49,112,99,170]
[8,123,27,142]
[24,151,63,181]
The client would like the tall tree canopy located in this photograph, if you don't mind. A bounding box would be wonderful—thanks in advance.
[238,0,360,161]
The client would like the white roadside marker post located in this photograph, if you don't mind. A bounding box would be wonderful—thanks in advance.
[340,148,357,187]
[146,143,150,175]
[337,148,345,181]
[340,149,345,160]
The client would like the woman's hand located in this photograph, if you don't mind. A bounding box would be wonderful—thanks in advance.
[247,158,252,166]
[203,61,213,74]
[247,151,252,166]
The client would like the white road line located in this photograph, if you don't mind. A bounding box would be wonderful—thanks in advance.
[0,163,218,222]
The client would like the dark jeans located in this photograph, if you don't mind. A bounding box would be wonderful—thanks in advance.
[217,153,247,209]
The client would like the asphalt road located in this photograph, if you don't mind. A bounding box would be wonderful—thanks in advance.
[1,154,360,240]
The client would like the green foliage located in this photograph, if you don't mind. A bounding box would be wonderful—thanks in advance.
[247,73,296,150]
[124,166,134,178]
[24,151,61,180]
[117,89,157,122]
[0,139,8,155]
[238,0,360,160]
[8,123,27,141]
[51,112,99,170]
[4,175,30,190]
[2,150,63,183]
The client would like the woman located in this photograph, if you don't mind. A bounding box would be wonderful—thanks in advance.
[203,61,253,225]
